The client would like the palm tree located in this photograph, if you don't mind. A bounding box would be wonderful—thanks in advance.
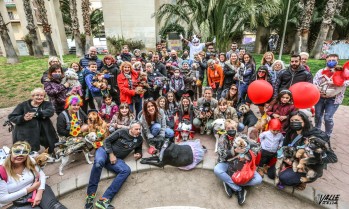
[34,0,57,56]
[311,0,339,59]
[70,0,83,57]
[23,0,43,58]
[0,11,19,64]
[90,8,104,36]
[82,0,92,52]
[300,0,316,52]
[326,0,344,40]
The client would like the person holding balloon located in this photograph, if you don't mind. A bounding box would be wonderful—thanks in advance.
[273,54,312,98]
[266,90,296,133]
[246,66,273,115]
[313,54,349,137]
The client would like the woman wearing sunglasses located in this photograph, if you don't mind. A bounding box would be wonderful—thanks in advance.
[0,141,67,209]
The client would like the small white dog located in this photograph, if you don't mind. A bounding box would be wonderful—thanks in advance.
[56,132,98,176]
[177,121,193,142]
[212,119,226,152]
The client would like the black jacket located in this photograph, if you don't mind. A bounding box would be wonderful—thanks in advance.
[223,63,237,89]
[153,61,167,78]
[9,100,58,153]
[120,53,132,62]
[104,128,143,159]
[274,65,313,97]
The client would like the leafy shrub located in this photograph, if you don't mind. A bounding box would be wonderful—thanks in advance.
[106,36,145,55]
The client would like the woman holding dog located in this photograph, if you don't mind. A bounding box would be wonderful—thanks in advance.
[117,61,143,117]
[140,99,175,153]
[0,141,67,209]
[267,111,330,190]
[214,119,262,205]
[8,88,58,154]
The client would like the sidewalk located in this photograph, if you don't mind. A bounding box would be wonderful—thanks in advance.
[1,105,348,208]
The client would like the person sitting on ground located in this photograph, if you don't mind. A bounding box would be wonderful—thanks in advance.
[193,87,218,135]
[140,99,175,153]
[84,121,143,209]
[0,141,67,209]
[56,95,88,138]
[214,119,262,205]
[8,88,58,154]
[214,98,239,122]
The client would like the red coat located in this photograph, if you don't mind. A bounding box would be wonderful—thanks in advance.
[117,70,139,104]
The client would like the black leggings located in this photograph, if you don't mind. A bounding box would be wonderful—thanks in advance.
[9,185,67,209]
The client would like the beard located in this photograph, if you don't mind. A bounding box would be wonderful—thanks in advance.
[291,64,299,70]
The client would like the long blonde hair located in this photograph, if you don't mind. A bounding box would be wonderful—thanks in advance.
[4,141,37,181]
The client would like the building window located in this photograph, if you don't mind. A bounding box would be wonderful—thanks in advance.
[8,11,14,20]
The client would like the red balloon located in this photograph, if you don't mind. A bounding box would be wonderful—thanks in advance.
[343,61,349,80]
[289,82,320,109]
[247,80,273,104]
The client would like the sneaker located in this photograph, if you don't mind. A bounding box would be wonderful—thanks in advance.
[223,182,233,198]
[236,187,247,205]
[200,126,205,135]
[95,198,115,209]
[85,194,95,209]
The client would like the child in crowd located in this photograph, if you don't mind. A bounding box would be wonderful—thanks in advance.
[85,61,103,109]
[156,96,174,129]
[169,68,185,100]
[109,102,135,133]
[257,119,284,177]
[176,94,195,141]
[266,90,296,133]
[99,95,119,123]
[166,91,179,123]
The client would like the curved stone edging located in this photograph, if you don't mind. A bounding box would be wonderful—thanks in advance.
[52,159,348,209]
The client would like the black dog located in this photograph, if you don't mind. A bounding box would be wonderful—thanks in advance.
[140,139,205,169]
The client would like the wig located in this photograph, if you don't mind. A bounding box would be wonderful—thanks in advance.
[64,95,83,109]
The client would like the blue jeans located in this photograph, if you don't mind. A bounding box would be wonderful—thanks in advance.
[238,83,248,104]
[214,162,262,192]
[87,147,131,200]
[129,98,143,119]
[314,97,339,137]
[150,123,174,138]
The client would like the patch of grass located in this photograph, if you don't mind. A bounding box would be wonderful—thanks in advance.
[0,54,348,107]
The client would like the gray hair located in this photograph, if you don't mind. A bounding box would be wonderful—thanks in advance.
[48,56,61,66]
[207,59,215,65]
[30,88,46,96]
[129,120,141,129]
[299,52,309,58]
[271,60,285,70]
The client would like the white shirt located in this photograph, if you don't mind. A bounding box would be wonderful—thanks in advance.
[188,42,205,60]
[260,130,284,153]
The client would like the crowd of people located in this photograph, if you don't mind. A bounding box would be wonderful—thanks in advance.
[0,37,347,209]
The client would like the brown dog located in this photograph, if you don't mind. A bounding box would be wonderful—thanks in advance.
[88,111,109,141]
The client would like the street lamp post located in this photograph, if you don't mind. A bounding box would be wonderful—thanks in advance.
[278,0,291,60]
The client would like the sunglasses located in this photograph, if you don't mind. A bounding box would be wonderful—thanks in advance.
[12,147,30,156]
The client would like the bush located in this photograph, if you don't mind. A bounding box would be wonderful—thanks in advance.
[106,36,145,55]
[106,36,146,54]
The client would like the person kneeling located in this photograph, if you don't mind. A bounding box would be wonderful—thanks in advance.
[213,119,262,205]
[84,121,143,209]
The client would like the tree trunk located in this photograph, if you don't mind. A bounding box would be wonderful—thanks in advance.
[82,0,92,52]
[254,26,269,54]
[34,0,57,56]
[300,0,315,52]
[311,0,338,59]
[0,12,19,64]
[70,0,83,57]
[326,0,344,40]
[293,29,301,54]
[23,0,43,58]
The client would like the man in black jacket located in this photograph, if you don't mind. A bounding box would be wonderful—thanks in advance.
[152,53,167,77]
[85,122,143,209]
[273,54,313,97]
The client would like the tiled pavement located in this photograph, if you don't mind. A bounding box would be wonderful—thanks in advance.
[1,105,349,209]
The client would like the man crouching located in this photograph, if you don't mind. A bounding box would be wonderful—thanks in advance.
[85,121,143,209]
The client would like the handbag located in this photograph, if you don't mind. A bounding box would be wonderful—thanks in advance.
[231,150,256,185]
